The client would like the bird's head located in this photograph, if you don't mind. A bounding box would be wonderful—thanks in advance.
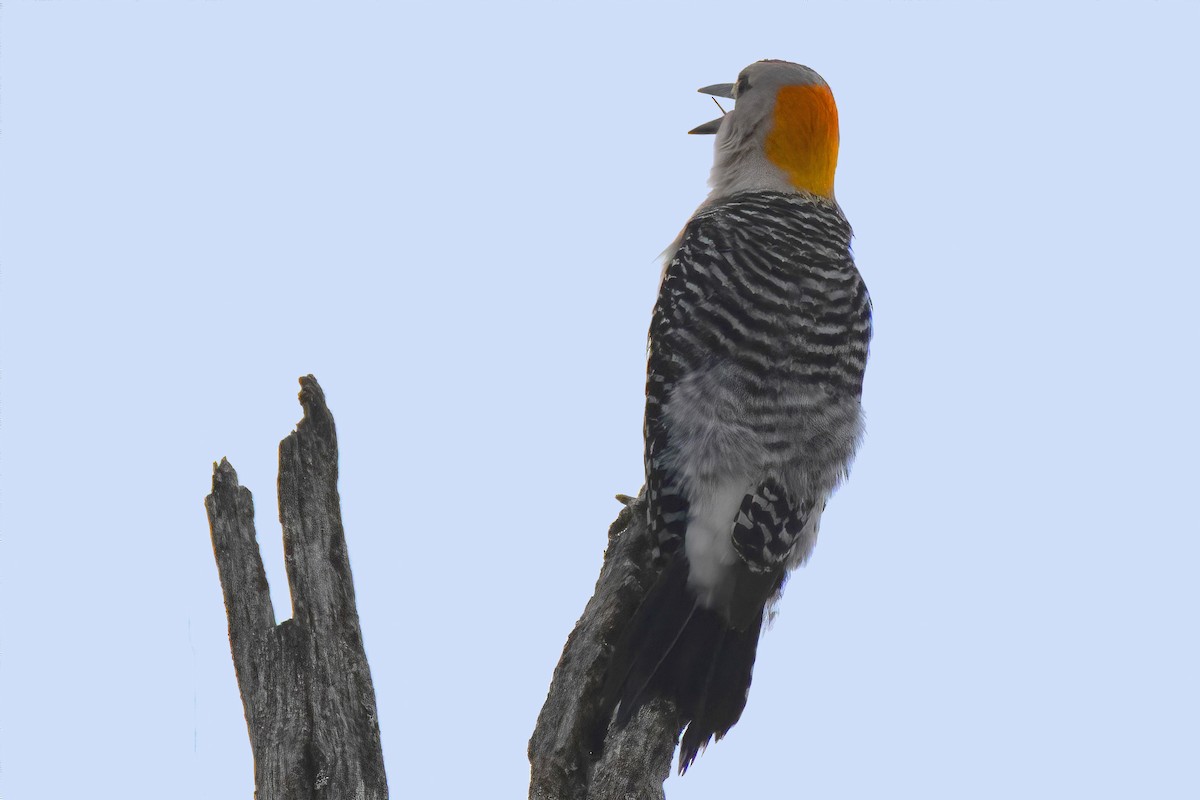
[692,60,840,202]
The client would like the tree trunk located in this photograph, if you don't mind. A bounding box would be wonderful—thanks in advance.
[528,492,683,800]
[205,375,388,800]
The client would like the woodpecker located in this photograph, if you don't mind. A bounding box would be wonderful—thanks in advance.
[599,60,872,772]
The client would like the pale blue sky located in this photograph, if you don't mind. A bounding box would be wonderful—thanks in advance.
[3,2,1198,798]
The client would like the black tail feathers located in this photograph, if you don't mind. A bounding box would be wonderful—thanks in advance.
[597,556,766,773]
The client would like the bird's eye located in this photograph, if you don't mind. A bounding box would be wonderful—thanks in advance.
[736,75,751,97]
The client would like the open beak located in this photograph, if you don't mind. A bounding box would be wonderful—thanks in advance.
[689,82,735,135]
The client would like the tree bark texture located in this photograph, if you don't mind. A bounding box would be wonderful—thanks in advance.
[528,492,684,800]
[205,375,388,800]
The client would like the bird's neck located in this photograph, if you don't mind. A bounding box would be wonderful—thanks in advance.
[706,84,841,203]
[763,84,840,200]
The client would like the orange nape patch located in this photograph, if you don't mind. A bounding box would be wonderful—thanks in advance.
[764,84,840,199]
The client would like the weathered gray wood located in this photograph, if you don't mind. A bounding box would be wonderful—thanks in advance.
[206,375,388,800]
[529,492,683,800]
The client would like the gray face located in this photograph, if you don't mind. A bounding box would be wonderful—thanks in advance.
[693,60,837,202]
[692,60,827,136]
[734,60,826,100]
[727,60,827,128]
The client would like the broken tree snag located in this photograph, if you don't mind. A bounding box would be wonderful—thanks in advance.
[205,375,388,800]
[528,492,683,800]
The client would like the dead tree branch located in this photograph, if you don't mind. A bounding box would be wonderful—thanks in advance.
[528,492,683,800]
[205,375,387,800]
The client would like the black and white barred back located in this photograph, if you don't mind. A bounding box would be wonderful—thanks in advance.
[602,191,871,771]
[647,190,871,572]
